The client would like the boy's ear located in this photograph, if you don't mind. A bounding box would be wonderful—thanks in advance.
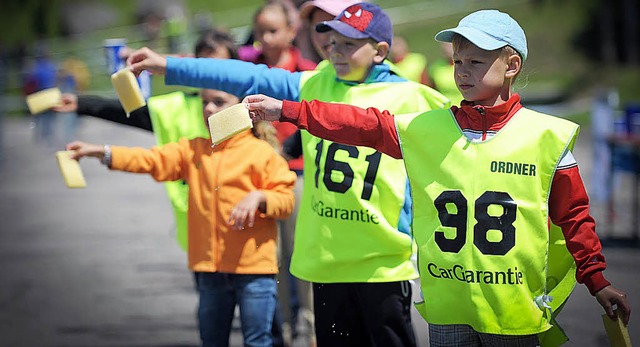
[374,42,390,64]
[505,54,522,78]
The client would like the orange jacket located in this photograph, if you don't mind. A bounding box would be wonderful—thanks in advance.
[110,130,296,274]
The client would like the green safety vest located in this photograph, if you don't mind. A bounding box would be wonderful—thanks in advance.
[394,53,427,83]
[396,108,578,343]
[291,67,450,283]
[147,91,209,251]
[429,59,463,107]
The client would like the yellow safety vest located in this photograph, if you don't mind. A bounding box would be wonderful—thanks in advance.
[394,53,428,83]
[396,108,578,341]
[291,67,450,283]
[147,91,209,251]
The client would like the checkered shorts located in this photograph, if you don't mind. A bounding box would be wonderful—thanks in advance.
[428,324,540,347]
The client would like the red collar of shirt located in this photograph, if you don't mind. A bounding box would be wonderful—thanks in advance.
[452,93,523,132]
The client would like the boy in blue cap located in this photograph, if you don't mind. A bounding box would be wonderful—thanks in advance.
[126,3,449,346]
[242,9,632,347]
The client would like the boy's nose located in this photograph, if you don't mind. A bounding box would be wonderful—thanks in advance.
[456,67,469,78]
[203,102,216,114]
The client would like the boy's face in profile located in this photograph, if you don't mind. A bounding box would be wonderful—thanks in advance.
[329,33,384,82]
[452,42,513,107]
[201,89,240,124]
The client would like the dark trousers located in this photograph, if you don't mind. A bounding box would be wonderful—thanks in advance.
[313,281,416,347]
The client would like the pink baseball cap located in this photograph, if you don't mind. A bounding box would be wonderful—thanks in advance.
[299,0,364,20]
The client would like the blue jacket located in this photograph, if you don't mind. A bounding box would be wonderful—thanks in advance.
[165,57,406,101]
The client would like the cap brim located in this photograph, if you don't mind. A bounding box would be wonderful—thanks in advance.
[299,2,320,19]
[299,0,361,20]
[316,20,370,39]
[435,27,507,51]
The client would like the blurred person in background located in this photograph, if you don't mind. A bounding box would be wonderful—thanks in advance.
[23,42,57,146]
[164,5,189,54]
[240,0,316,71]
[139,10,164,50]
[427,42,463,106]
[589,87,618,204]
[389,35,430,85]
[58,55,90,144]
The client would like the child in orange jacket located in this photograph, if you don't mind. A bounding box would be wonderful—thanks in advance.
[66,89,296,347]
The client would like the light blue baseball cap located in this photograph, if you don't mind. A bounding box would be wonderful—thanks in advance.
[434,9,527,61]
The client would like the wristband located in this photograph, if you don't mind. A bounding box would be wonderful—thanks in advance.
[102,144,112,167]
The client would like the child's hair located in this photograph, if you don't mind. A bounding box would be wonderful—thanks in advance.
[252,121,281,153]
[451,34,519,62]
[194,28,239,59]
[254,0,301,32]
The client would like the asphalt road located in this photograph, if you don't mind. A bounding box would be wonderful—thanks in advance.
[0,114,638,346]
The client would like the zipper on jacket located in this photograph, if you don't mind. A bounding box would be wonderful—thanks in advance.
[476,107,487,141]
[212,147,223,269]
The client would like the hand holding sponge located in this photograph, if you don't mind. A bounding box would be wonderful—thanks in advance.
[111,68,146,116]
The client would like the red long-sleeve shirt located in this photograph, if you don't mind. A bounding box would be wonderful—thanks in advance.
[281,94,610,295]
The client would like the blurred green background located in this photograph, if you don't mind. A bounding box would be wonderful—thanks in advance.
[1,0,638,120]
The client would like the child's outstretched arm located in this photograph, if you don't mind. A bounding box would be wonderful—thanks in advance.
[128,49,301,102]
[66,141,106,162]
[53,93,79,113]
[244,94,284,122]
[243,94,403,159]
[596,285,631,325]
[55,94,153,132]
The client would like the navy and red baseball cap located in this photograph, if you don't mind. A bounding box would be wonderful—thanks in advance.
[315,2,393,46]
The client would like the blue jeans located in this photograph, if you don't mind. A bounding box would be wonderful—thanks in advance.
[195,272,277,347]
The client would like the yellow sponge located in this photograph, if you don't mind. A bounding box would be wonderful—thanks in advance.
[602,308,632,347]
[25,88,61,114]
[55,151,86,188]
[110,68,146,116]
[207,103,253,145]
